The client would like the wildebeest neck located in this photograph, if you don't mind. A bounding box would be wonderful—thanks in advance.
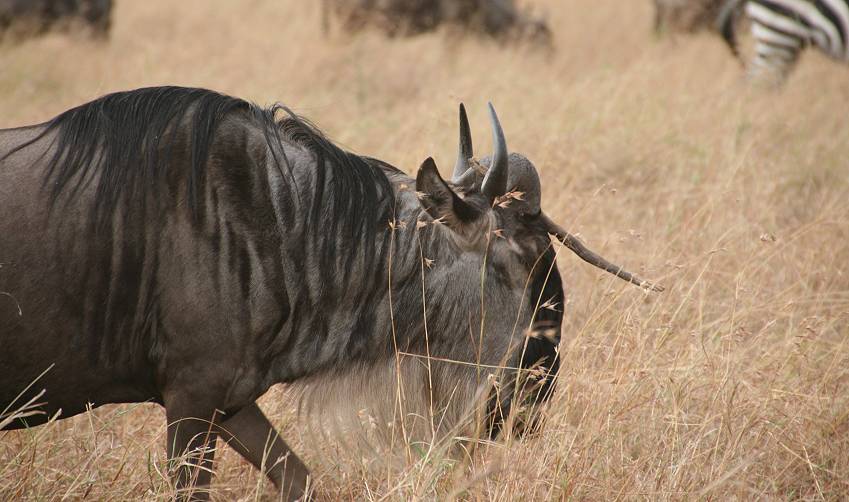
[283,157,557,368]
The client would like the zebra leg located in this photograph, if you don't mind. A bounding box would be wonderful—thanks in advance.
[745,2,804,85]
[219,402,311,501]
[748,39,801,86]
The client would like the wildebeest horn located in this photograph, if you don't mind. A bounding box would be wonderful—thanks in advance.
[539,213,665,292]
[481,102,508,203]
[452,103,474,182]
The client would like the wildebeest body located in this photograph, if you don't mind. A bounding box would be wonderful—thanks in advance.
[0,124,159,416]
[0,89,423,498]
[0,90,435,416]
[1,96,291,421]
[0,87,658,499]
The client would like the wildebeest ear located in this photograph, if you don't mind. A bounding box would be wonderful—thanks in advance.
[416,157,480,225]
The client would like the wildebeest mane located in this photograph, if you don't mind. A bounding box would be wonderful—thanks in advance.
[276,110,395,277]
[2,86,397,367]
[3,86,394,244]
[2,87,255,227]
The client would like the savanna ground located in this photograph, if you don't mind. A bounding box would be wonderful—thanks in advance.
[2,0,849,500]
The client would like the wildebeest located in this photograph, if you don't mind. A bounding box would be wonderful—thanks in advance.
[0,87,660,499]
[321,0,551,45]
[0,0,112,43]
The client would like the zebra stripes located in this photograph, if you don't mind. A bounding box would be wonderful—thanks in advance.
[720,0,849,82]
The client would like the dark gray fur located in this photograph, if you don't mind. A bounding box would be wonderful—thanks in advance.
[0,87,590,500]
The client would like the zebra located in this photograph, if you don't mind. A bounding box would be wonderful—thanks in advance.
[718,0,849,83]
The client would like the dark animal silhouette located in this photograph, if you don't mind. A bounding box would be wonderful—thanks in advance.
[0,87,660,499]
[0,0,112,43]
[321,0,551,45]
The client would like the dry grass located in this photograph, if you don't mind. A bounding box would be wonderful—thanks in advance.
[2,0,849,500]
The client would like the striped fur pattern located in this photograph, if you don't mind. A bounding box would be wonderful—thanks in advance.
[720,0,849,82]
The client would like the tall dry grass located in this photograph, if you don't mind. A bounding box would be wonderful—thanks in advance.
[1,0,848,499]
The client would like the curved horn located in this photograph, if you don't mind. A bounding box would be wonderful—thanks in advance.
[481,102,508,203]
[539,212,664,292]
[452,103,474,182]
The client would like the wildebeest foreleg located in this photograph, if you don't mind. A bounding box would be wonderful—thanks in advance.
[165,402,221,501]
[219,402,311,501]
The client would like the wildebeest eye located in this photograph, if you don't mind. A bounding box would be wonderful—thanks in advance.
[518,210,544,230]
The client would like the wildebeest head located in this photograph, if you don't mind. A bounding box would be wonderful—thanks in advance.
[409,104,661,436]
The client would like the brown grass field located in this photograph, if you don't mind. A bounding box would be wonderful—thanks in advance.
[2,0,849,500]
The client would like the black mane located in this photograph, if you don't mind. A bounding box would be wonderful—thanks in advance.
[1,86,398,370]
[6,87,248,224]
[277,110,395,269]
[3,86,395,244]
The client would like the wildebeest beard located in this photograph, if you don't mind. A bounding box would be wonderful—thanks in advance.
[0,86,656,498]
